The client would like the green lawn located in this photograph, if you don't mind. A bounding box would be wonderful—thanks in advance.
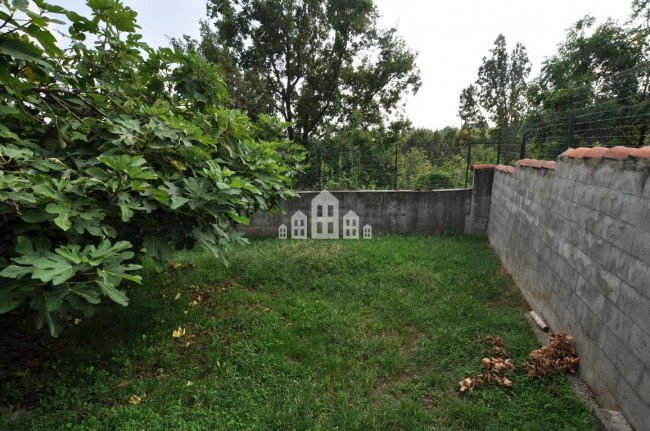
[0,236,592,430]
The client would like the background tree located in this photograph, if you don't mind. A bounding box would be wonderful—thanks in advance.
[198,0,420,166]
[403,128,441,161]
[457,34,530,166]
[526,4,649,149]
[458,84,487,132]
[397,147,431,189]
[459,35,531,133]
[313,117,407,190]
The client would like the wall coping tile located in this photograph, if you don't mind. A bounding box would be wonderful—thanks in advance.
[495,164,515,174]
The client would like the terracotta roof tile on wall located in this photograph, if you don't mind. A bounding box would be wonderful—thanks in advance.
[515,159,556,170]
[560,146,650,160]
[629,146,650,158]
[603,146,635,159]
[495,165,515,174]
[475,146,647,177]
[473,164,495,170]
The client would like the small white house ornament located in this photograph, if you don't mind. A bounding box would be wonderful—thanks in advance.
[291,211,307,239]
[311,190,339,239]
[342,210,359,239]
[363,224,372,239]
[278,224,287,240]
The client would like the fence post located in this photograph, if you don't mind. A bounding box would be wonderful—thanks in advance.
[520,132,527,160]
[318,147,322,190]
[394,141,398,190]
[464,142,471,188]
[566,115,575,150]
[496,129,502,165]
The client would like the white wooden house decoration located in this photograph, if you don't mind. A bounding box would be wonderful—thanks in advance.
[290,211,307,239]
[363,224,372,239]
[278,224,287,240]
[311,190,339,239]
[342,210,359,239]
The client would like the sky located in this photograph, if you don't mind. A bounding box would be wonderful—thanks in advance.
[62,0,633,130]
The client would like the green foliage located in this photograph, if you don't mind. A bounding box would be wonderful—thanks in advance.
[459,35,531,132]
[459,2,648,172]
[309,124,469,191]
[458,85,487,131]
[455,35,531,174]
[315,119,408,190]
[526,7,649,148]
[477,35,531,130]
[400,127,469,189]
[398,147,431,189]
[0,0,304,335]
[180,0,420,189]
[412,171,455,190]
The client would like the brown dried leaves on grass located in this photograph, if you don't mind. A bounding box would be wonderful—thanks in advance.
[459,336,514,393]
[459,333,579,394]
[523,333,579,378]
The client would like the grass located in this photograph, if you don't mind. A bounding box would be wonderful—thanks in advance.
[0,235,592,430]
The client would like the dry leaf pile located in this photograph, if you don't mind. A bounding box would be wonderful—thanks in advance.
[459,333,579,394]
[459,336,515,393]
[523,333,579,378]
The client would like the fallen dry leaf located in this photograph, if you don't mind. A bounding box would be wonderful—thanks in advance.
[459,336,516,393]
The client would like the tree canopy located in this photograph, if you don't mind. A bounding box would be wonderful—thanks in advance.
[458,1,647,166]
[526,5,649,147]
[185,0,421,152]
[0,0,303,335]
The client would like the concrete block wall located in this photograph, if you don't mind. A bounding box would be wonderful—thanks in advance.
[486,146,650,430]
[239,188,485,237]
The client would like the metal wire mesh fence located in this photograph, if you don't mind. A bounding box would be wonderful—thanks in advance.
[463,62,649,188]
